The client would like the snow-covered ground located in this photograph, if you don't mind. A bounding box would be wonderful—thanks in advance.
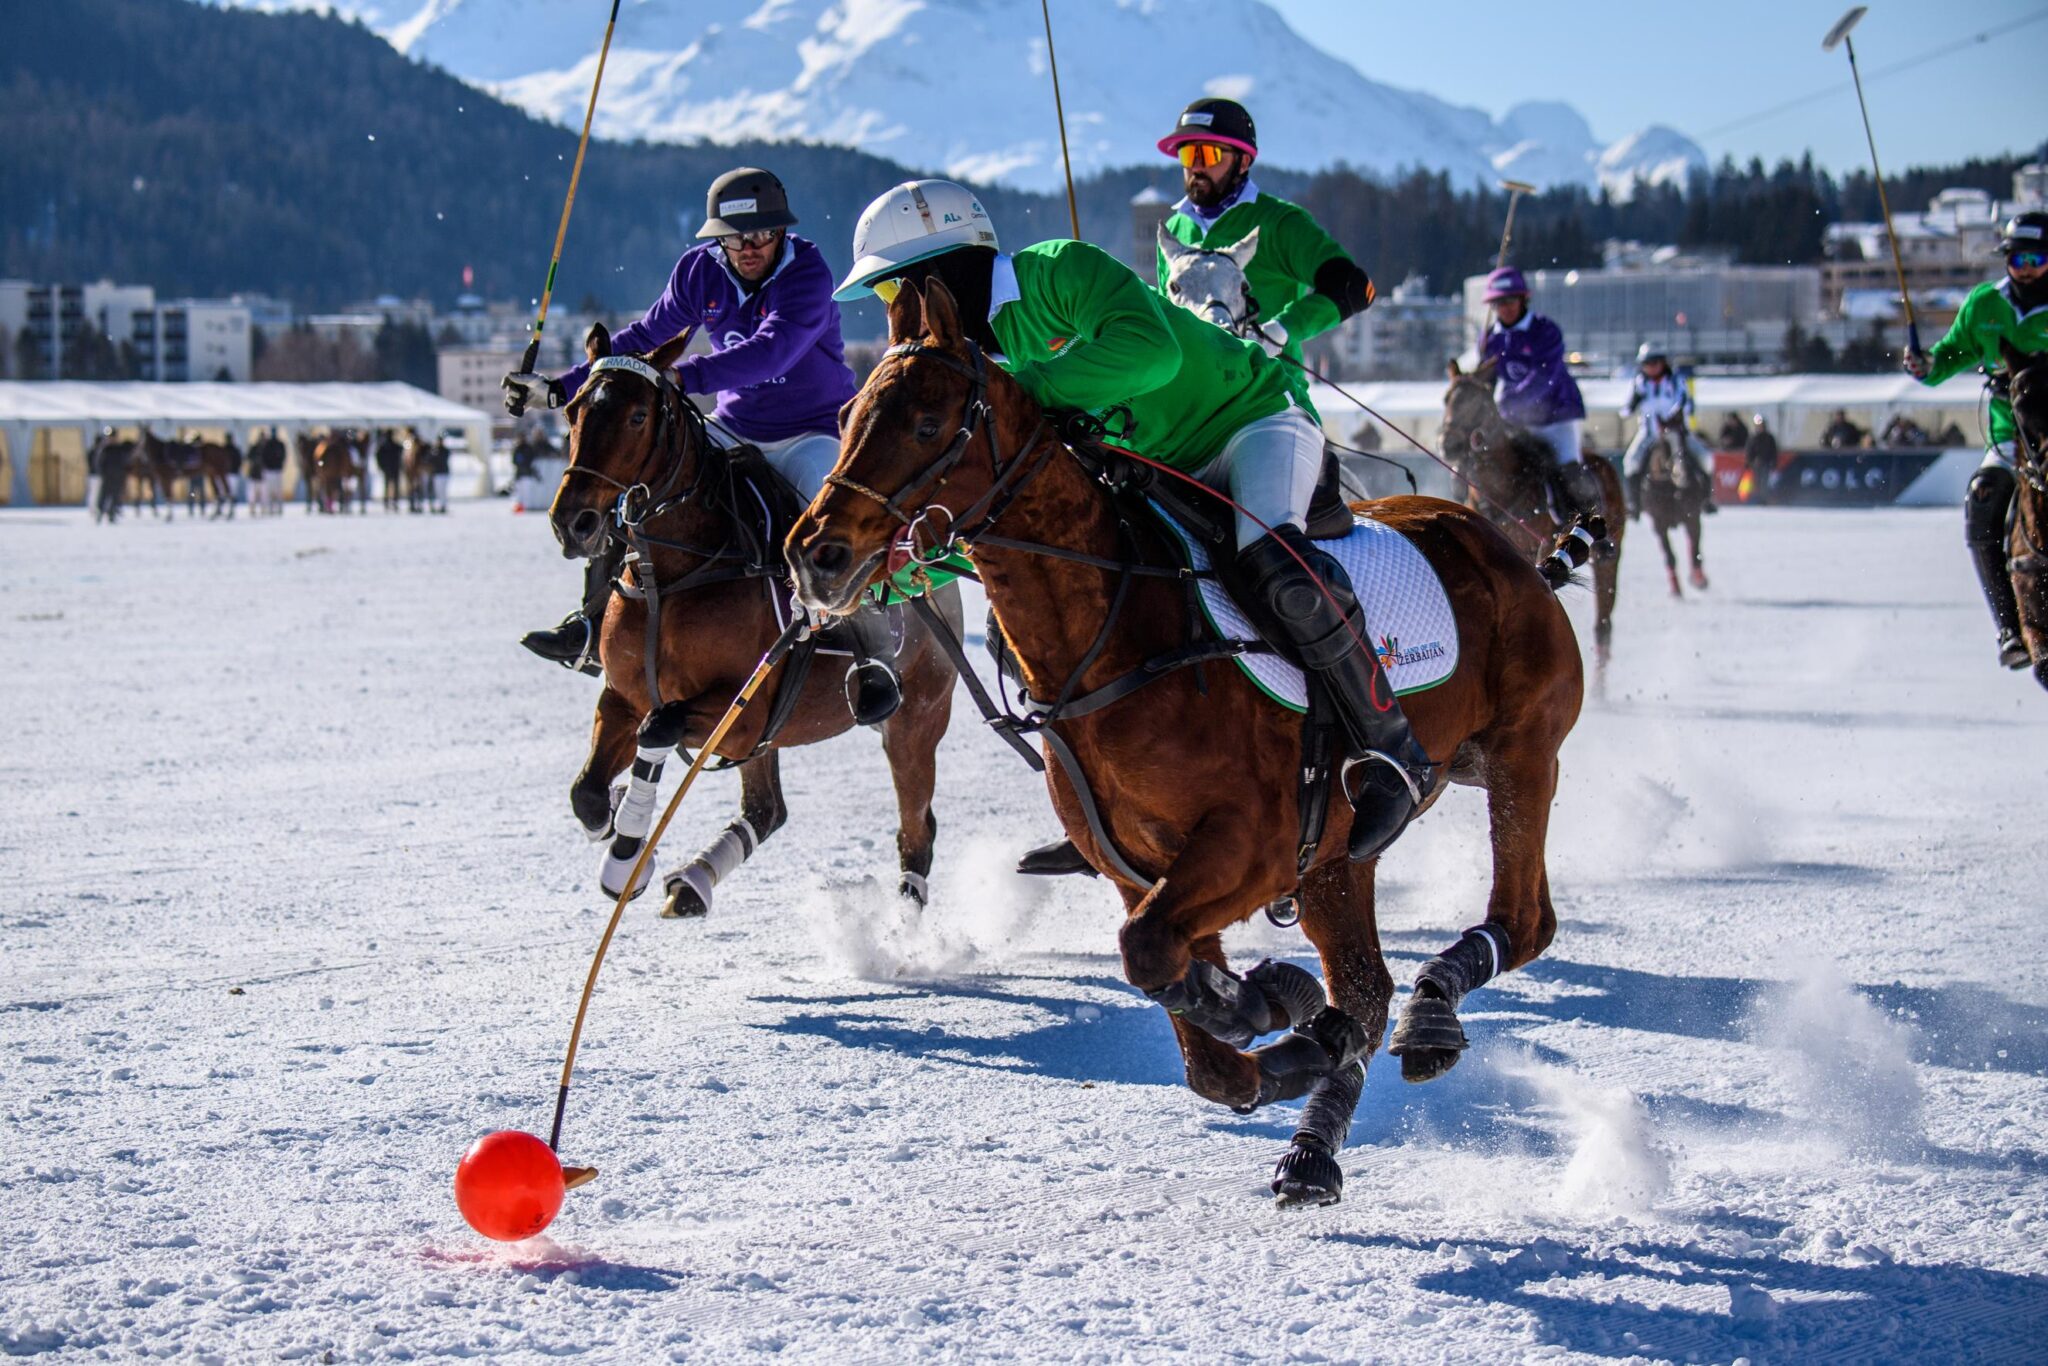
[3,500,2043,1362]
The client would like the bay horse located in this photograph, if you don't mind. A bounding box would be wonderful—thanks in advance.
[312,430,365,514]
[549,321,961,918]
[1442,362,1625,663]
[788,281,1585,1206]
[2001,341,2048,691]
[135,430,236,519]
[1643,421,1709,596]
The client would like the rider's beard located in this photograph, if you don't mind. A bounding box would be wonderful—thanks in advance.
[2009,268,2048,313]
[1185,168,1242,212]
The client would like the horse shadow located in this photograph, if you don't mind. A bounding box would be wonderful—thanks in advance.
[1329,1230,2048,1362]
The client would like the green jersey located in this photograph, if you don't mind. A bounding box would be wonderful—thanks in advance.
[1158,190,1356,416]
[1919,277,2048,445]
[991,239,1291,472]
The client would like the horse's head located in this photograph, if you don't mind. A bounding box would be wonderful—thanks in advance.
[1440,356,1503,467]
[2004,339,2048,475]
[549,321,702,560]
[1157,224,1259,335]
[789,278,1029,615]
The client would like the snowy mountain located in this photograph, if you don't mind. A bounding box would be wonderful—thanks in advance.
[203,0,1706,196]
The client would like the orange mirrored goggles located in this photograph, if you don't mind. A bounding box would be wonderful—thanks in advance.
[1177,142,1233,170]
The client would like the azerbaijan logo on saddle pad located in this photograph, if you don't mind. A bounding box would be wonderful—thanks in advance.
[1153,504,1459,712]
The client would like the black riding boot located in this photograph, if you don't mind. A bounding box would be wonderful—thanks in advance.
[1624,467,1647,519]
[520,546,618,676]
[1965,466,2030,670]
[1241,525,1435,862]
[1017,838,1096,877]
[838,603,903,725]
[1687,449,1719,512]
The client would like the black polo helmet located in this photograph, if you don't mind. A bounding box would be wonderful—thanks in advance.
[695,167,798,238]
[1996,210,2048,256]
[1157,97,1258,161]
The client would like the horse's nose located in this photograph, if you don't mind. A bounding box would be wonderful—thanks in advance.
[805,537,853,581]
[568,507,603,549]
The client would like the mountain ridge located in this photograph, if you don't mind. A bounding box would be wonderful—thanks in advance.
[206,0,1708,197]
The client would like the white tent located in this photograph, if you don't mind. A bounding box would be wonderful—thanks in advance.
[0,381,494,505]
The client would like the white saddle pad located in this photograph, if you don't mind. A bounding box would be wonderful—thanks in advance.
[1154,506,1459,713]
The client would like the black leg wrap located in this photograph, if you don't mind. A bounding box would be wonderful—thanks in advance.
[1244,959,1326,1031]
[638,701,692,753]
[1296,1059,1367,1154]
[1247,1006,1371,1108]
[1146,958,1284,1050]
[1413,924,1510,1009]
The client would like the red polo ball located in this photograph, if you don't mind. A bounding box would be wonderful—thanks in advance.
[453,1130,565,1242]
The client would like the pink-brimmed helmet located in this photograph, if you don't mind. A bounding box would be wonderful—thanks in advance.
[1157,97,1258,161]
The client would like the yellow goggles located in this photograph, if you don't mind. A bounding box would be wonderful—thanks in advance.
[871,277,903,304]
[1177,142,1231,170]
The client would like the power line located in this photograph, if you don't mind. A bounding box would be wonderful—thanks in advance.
[1696,7,2048,144]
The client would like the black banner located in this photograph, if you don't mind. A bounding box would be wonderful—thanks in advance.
[1748,449,1945,507]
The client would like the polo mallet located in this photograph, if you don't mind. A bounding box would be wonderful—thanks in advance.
[1823,7,1921,356]
[548,616,807,1172]
[516,0,624,378]
[1039,0,1082,240]
[454,618,803,1240]
[1495,179,1537,270]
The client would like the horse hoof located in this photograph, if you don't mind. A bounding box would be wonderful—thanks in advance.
[899,871,929,907]
[660,879,709,919]
[1388,995,1468,1084]
[1690,568,1709,590]
[1271,1139,1343,1207]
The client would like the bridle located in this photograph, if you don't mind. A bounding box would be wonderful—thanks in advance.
[824,340,1057,558]
[1166,249,1261,340]
[559,352,787,708]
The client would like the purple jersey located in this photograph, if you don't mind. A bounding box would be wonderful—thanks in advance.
[1480,312,1586,428]
[559,234,856,445]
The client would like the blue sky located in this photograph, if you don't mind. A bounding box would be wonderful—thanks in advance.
[1267,1,2048,174]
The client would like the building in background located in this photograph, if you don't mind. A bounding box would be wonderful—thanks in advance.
[1823,165,2046,326]
[1129,186,1172,273]
[1463,247,1822,373]
[1317,275,1464,380]
[0,280,250,381]
[437,344,524,417]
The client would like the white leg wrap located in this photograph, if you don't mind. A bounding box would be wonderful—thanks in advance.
[666,819,760,915]
[899,870,929,906]
[598,744,672,900]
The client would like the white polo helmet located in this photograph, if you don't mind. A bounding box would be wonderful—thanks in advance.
[833,180,999,302]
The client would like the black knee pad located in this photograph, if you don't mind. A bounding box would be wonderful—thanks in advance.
[1966,466,2016,547]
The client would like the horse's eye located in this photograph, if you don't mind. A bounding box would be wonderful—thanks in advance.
[917,417,942,441]
[630,410,647,428]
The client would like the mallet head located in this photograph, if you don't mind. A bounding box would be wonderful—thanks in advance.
[1822,6,1867,52]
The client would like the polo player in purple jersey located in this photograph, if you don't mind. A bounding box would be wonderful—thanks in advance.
[502,167,899,721]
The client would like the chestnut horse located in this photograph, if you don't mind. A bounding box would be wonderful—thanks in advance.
[2002,342,2048,690]
[134,430,237,519]
[789,282,1584,1206]
[1442,362,1625,662]
[1643,423,1709,596]
[312,430,366,514]
[549,322,961,918]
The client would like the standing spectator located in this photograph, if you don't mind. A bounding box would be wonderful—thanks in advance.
[1821,408,1865,449]
[1717,412,1747,450]
[1744,414,1779,504]
[243,432,266,515]
[260,428,287,515]
[1935,418,1967,446]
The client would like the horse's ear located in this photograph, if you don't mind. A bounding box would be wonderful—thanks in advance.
[1157,223,1193,262]
[1474,355,1499,386]
[647,327,693,372]
[1224,226,1261,269]
[886,281,925,344]
[923,277,964,350]
[585,322,612,362]
[1446,358,1463,379]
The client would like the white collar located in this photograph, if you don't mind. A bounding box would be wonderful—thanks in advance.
[989,252,1021,324]
[1488,311,1533,335]
[1174,177,1262,231]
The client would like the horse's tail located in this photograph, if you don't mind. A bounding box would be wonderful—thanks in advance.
[1537,514,1607,591]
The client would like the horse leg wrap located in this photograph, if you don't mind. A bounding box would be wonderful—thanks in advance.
[1270,1060,1367,1207]
[598,743,672,900]
[1413,923,1511,1009]
[1146,957,1296,1051]
[898,870,929,906]
[1247,1005,1372,1108]
[662,818,758,919]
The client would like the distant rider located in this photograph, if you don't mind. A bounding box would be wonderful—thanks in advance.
[836,179,1435,870]
[1477,267,1603,526]
[1621,343,1717,516]
[1153,96,1374,417]
[1905,209,2048,670]
[501,166,900,721]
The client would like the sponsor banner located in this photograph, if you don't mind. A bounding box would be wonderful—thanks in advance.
[1712,448,1947,507]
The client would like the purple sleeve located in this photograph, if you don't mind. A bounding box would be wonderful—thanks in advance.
[1527,317,1566,368]
[676,250,834,395]
[556,255,701,399]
